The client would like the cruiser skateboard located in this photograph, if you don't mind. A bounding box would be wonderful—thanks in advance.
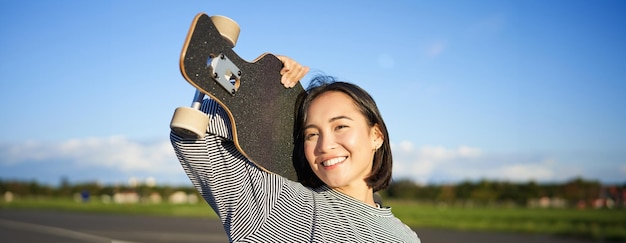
[170,13,301,180]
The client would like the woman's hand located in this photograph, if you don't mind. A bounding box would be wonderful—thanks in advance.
[277,55,309,88]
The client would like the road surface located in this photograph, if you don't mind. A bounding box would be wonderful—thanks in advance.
[0,209,596,242]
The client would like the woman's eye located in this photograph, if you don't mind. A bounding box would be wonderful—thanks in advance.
[305,133,318,140]
[335,125,348,130]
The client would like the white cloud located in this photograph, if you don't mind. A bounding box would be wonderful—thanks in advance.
[389,140,578,184]
[417,145,482,161]
[391,141,483,183]
[496,163,554,181]
[398,140,413,152]
[445,159,556,182]
[2,137,619,185]
[1,136,178,174]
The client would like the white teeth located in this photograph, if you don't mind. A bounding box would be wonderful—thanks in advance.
[322,157,346,167]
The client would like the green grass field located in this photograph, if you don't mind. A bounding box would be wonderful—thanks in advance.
[0,197,219,218]
[388,200,626,241]
[2,197,625,241]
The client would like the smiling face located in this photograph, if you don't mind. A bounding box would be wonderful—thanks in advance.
[303,91,383,195]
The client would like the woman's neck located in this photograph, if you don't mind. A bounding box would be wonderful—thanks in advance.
[334,185,376,207]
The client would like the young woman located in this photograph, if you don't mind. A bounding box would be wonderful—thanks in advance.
[170,57,420,242]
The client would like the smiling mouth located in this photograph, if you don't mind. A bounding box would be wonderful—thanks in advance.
[322,157,347,167]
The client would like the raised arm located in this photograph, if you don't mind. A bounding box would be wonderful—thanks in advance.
[170,55,308,240]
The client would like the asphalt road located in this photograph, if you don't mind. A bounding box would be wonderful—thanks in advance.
[0,209,597,243]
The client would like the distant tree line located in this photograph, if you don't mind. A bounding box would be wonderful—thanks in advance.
[1,177,624,208]
[380,177,625,208]
[0,177,198,200]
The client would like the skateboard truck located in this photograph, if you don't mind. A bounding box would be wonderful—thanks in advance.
[209,53,241,95]
[170,54,240,139]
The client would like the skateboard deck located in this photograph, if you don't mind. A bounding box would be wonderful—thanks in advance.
[177,13,301,180]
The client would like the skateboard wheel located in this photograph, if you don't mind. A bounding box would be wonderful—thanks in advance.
[170,107,210,139]
[211,15,240,47]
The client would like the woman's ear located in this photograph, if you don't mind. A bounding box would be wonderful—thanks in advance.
[371,124,384,150]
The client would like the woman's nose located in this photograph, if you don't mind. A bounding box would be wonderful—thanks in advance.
[316,133,337,153]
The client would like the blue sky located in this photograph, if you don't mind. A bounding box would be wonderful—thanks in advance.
[1,0,624,186]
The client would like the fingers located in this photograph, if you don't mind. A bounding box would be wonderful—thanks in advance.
[277,55,309,88]
[282,65,309,88]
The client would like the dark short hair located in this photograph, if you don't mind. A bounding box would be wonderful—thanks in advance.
[292,76,392,192]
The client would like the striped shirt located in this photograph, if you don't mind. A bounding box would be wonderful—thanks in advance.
[170,99,420,242]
